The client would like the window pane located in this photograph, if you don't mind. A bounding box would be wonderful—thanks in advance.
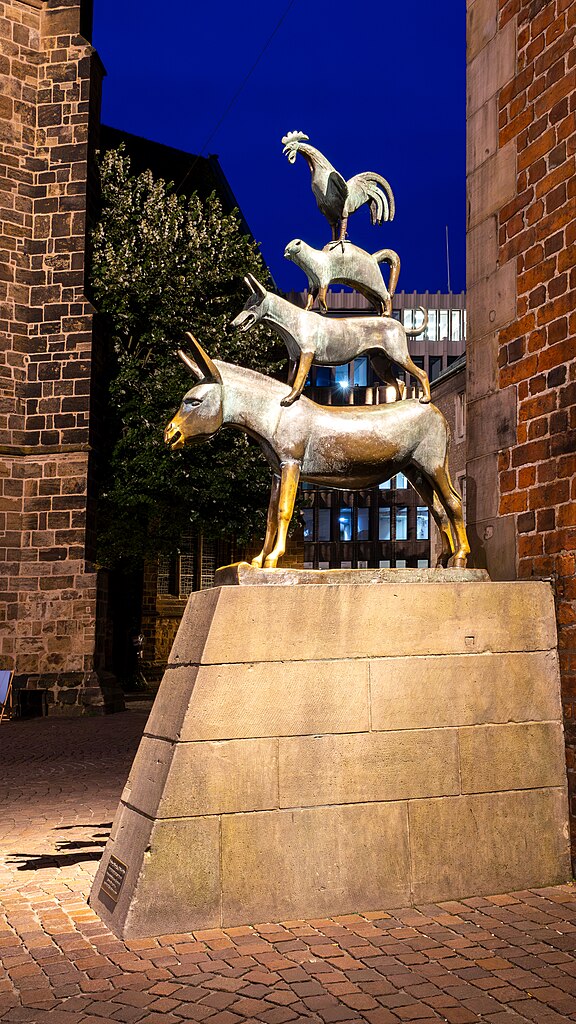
[379,477,392,489]
[353,357,367,387]
[403,309,414,330]
[439,309,449,340]
[395,558,407,568]
[416,507,429,540]
[424,309,437,341]
[157,554,171,596]
[318,561,330,570]
[315,366,332,387]
[396,506,408,540]
[335,364,349,388]
[338,507,352,541]
[358,559,368,569]
[356,507,370,539]
[379,559,391,568]
[429,355,443,381]
[340,560,352,568]
[303,508,314,540]
[304,561,314,569]
[396,472,407,489]
[378,507,391,540]
[417,559,429,568]
[451,310,461,341]
[318,508,331,541]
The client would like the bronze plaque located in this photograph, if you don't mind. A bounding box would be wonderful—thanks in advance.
[99,855,127,904]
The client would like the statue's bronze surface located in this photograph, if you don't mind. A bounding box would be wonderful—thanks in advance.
[281,131,395,243]
[165,335,469,571]
[284,238,400,316]
[231,274,431,406]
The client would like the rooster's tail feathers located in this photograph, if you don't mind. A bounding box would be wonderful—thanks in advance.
[348,171,396,223]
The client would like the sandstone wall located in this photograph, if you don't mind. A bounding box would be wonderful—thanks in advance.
[0,0,120,712]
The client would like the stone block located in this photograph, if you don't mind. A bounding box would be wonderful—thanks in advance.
[467,330,499,401]
[467,141,516,229]
[410,790,571,903]
[466,514,518,581]
[278,730,460,807]
[149,659,370,742]
[466,453,499,522]
[371,650,562,731]
[91,804,221,938]
[467,260,516,340]
[467,99,498,174]
[467,0,498,62]
[168,582,556,665]
[123,736,278,818]
[467,216,498,288]
[467,386,518,460]
[459,722,567,793]
[221,803,410,926]
[467,18,516,114]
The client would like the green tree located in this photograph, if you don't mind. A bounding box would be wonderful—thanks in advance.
[91,147,281,567]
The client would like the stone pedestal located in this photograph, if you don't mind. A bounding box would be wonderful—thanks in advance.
[90,576,570,938]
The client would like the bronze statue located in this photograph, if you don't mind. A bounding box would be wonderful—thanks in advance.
[284,238,400,316]
[165,334,469,571]
[231,274,431,407]
[281,131,395,244]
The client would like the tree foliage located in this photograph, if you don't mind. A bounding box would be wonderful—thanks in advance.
[91,147,282,567]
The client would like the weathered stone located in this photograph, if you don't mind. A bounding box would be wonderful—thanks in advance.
[467,141,516,229]
[214,562,490,587]
[278,730,460,807]
[468,387,518,460]
[467,261,517,340]
[459,722,566,793]
[410,789,571,903]
[221,803,411,926]
[466,18,516,114]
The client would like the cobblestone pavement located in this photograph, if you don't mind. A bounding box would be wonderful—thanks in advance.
[2,710,576,1024]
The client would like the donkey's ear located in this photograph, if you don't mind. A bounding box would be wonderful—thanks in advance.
[246,273,267,300]
[181,332,223,385]
[178,348,203,378]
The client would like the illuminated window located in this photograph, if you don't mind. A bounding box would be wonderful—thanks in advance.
[396,472,408,489]
[379,559,391,567]
[335,364,349,389]
[303,509,314,540]
[318,509,331,541]
[418,559,429,568]
[357,507,370,539]
[451,310,461,341]
[395,558,407,568]
[353,357,367,387]
[396,507,408,540]
[358,559,368,569]
[439,310,449,339]
[339,507,352,541]
[379,478,392,489]
[379,508,391,540]
[416,507,429,540]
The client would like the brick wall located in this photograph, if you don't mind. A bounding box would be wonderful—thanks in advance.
[0,0,121,712]
[467,0,576,852]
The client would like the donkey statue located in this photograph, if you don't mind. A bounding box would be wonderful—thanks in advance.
[164,334,470,571]
[231,274,431,407]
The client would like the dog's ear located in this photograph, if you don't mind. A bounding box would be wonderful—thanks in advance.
[246,273,267,300]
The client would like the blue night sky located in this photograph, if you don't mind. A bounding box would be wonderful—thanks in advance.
[92,2,466,295]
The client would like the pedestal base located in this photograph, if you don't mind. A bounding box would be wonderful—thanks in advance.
[90,579,570,938]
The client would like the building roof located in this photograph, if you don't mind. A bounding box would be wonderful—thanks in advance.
[430,351,466,389]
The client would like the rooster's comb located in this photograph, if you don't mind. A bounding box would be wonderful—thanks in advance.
[281,131,309,147]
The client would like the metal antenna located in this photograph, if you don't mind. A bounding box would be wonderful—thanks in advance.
[445,225,451,294]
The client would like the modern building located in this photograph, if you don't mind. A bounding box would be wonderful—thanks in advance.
[294,290,466,571]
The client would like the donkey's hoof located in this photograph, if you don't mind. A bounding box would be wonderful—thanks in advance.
[251,556,264,569]
[452,556,468,568]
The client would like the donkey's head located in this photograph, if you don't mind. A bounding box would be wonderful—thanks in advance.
[230,273,270,332]
[164,333,224,450]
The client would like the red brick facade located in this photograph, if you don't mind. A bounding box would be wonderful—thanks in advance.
[467,0,576,850]
[0,0,121,712]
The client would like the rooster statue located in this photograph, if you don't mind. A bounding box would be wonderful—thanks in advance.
[281,131,395,245]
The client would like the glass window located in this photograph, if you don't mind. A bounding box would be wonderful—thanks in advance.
[379,477,392,489]
[340,560,352,568]
[315,366,332,387]
[396,506,408,540]
[379,559,391,568]
[396,472,408,489]
[378,507,391,540]
[403,308,414,331]
[338,507,352,541]
[304,561,314,569]
[353,357,367,387]
[318,561,330,570]
[303,509,314,540]
[417,559,429,568]
[358,559,368,569]
[451,309,461,341]
[424,309,437,341]
[335,363,349,389]
[416,507,429,540]
[429,355,443,381]
[410,356,425,387]
[395,558,407,568]
[318,508,331,541]
[356,507,370,540]
[439,310,449,340]
[463,309,467,340]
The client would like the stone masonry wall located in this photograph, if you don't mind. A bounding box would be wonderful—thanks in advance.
[0,0,121,713]
[467,0,576,850]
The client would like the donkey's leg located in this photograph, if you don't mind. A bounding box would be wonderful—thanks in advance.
[281,351,315,406]
[429,464,470,568]
[251,473,281,568]
[404,468,454,568]
[264,462,301,568]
